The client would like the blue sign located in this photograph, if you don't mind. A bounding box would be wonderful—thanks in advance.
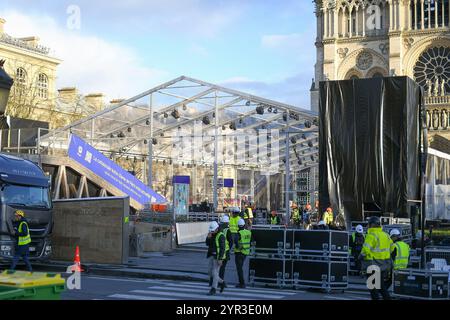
[68,134,166,205]
[173,176,190,184]
[224,179,234,188]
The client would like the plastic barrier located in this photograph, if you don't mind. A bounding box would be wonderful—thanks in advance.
[176,222,210,245]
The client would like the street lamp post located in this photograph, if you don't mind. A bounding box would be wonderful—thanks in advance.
[0,60,13,116]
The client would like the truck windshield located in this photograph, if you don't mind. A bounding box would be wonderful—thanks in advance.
[1,184,51,209]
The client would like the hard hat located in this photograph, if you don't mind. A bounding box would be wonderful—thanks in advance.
[15,210,25,217]
[231,207,241,214]
[318,220,326,226]
[209,221,219,232]
[221,215,230,223]
[238,219,245,227]
[356,225,364,234]
[367,216,380,226]
[390,229,401,237]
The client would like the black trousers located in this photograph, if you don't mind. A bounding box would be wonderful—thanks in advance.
[10,245,32,272]
[235,253,247,285]
[367,270,391,300]
[219,256,229,281]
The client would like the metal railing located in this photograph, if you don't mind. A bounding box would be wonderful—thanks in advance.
[0,127,50,154]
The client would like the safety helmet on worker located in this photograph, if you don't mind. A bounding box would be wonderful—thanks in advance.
[15,210,25,217]
[390,229,401,238]
[367,216,380,226]
[356,225,364,234]
[209,221,219,232]
[238,219,245,227]
[221,215,230,223]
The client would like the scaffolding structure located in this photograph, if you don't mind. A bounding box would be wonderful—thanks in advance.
[38,76,319,215]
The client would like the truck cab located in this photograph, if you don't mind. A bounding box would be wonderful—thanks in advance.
[0,154,53,262]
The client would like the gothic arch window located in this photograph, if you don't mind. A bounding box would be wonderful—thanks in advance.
[37,73,48,99]
[414,46,450,96]
[366,67,388,78]
[345,68,363,80]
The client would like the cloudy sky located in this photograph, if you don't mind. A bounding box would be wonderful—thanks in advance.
[0,0,316,109]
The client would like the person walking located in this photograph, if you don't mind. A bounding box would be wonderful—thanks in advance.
[9,210,32,272]
[205,221,226,295]
[218,215,233,292]
[359,216,393,300]
[385,229,410,290]
[234,219,252,288]
[349,225,365,273]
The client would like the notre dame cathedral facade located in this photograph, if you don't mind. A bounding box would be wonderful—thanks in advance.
[311,0,450,140]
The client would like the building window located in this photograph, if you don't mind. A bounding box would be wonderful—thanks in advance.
[16,68,27,87]
[37,73,49,99]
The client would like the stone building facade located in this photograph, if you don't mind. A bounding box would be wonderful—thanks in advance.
[311,0,450,139]
[0,18,105,129]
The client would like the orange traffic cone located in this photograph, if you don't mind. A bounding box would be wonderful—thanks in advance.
[73,246,83,272]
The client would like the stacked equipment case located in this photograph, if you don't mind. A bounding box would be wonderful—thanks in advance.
[249,226,349,292]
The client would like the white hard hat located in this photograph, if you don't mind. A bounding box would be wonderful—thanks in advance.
[221,215,230,223]
[390,229,401,237]
[209,221,219,232]
[318,220,326,226]
[356,225,364,234]
[238,219,245,227]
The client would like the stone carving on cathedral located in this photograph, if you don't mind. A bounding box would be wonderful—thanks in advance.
[337,48,349,58]
[426,110,431,129]
[442,109,448,130]
[379,43,389,55]
[441,79,447,96]
[427,79,433,96]
[433,110,440,129]
[434,78,440,96]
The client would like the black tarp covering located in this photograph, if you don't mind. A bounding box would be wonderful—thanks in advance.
[319,77,423,224]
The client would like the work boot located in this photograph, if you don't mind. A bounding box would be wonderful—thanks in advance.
[207,288,216,296]
[219,282,227,293]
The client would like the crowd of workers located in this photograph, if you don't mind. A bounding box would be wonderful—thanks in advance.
[206,202,419,300]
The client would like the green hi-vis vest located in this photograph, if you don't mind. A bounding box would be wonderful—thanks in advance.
[271,216,278,225]
[215,231,226,260]
[235,229,252,255]
[391,241,410,270]
[361,227,392,261]
[18,221,31,246]
[223,228,230,253]
[229,216,240,233]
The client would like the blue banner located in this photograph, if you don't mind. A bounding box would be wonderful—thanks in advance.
[68,134,166,205]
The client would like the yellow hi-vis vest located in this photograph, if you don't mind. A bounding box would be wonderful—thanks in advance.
[391,241,410,270]
[229,216,240,233]
[18,221,31,246]
[243,208,253,219]
[235,229,252,255]
[215,231,226,260]
[323,211,333,225]
[271,216,278,225]
[223,228,230,253]
[361,227,392,261]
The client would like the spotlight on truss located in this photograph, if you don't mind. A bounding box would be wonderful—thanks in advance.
[304,121,312,128]
[152,138,158,145]
[202,116,210,125]
[256,105,265,115]
[308,141,314,148]
[246,100,251,106]
[171,109,180,119]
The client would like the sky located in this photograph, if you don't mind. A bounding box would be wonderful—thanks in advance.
[0,0,317,109]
